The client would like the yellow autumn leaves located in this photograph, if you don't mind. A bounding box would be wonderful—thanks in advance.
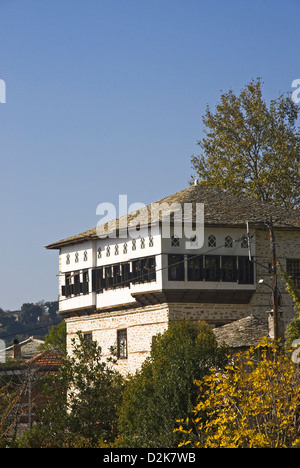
[176,338,300,448]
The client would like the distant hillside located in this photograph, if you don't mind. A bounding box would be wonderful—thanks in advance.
[0,301,62,345]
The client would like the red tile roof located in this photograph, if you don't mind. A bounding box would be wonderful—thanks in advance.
[26,350,64,367]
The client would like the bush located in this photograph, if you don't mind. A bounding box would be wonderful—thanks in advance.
[177,338,300,448]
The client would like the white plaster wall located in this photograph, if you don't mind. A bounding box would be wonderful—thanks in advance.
[60,241,94,274]
[161,226,256,256]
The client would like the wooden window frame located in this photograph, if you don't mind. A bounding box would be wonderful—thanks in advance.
[117,329,127,359]
[168,254,184,281]
[286,259,300,288]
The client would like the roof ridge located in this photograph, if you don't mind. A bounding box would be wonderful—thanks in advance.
[46,185,300,250]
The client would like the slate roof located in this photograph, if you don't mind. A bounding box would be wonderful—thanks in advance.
[4,337,45,360]
[46,184,300,250]
[213,315,270,349]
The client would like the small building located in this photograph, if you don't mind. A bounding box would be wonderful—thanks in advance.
[46,184,300,374]
[213,314,271,351]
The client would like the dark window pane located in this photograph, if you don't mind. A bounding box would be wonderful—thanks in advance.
[168,254,184,281]
[205,256,221,281]
[238,256,254,284]
[188,255,204,281]
[222,256,237,282]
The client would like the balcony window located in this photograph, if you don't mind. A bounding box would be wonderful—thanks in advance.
[205,255,221,281]
[105,266,114,288]
[73,272,81,295]
[63,273,72,297]
[286,259,300,288]
[171,235,180,247]
[92,267,104,292]
[241,235,248,249]
[121,262,131,287]
[83,333,93,353]
[168,254,184,281]
[82,270,89,294]
[222,256,238,282]
[208,235,216,248]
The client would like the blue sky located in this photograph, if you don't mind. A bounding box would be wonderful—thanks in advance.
[0,0,299,310]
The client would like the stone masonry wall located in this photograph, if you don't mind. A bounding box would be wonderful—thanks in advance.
[66,304,169,375]
[254,229,300,329]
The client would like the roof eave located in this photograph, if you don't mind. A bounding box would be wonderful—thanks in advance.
[45,221,300,250]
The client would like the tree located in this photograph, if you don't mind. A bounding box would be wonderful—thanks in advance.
[18,333,124,448]
[44,301,59,323]
[0,301,62,343]
[191,78,300,208]
[117,319,229,448]
[177,338,300,448]
[277,262,300,351]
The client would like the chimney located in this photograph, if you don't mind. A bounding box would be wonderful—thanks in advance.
[13,339,21,360]
[268,311,285,341]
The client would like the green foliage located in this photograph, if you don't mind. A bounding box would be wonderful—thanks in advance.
[117,319,229,448]
[191,78,300,208]
[17,333,124,448]
[277,262,300,351]
[0,300,61,343]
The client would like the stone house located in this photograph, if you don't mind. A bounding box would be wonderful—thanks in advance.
[46,184,300,374]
